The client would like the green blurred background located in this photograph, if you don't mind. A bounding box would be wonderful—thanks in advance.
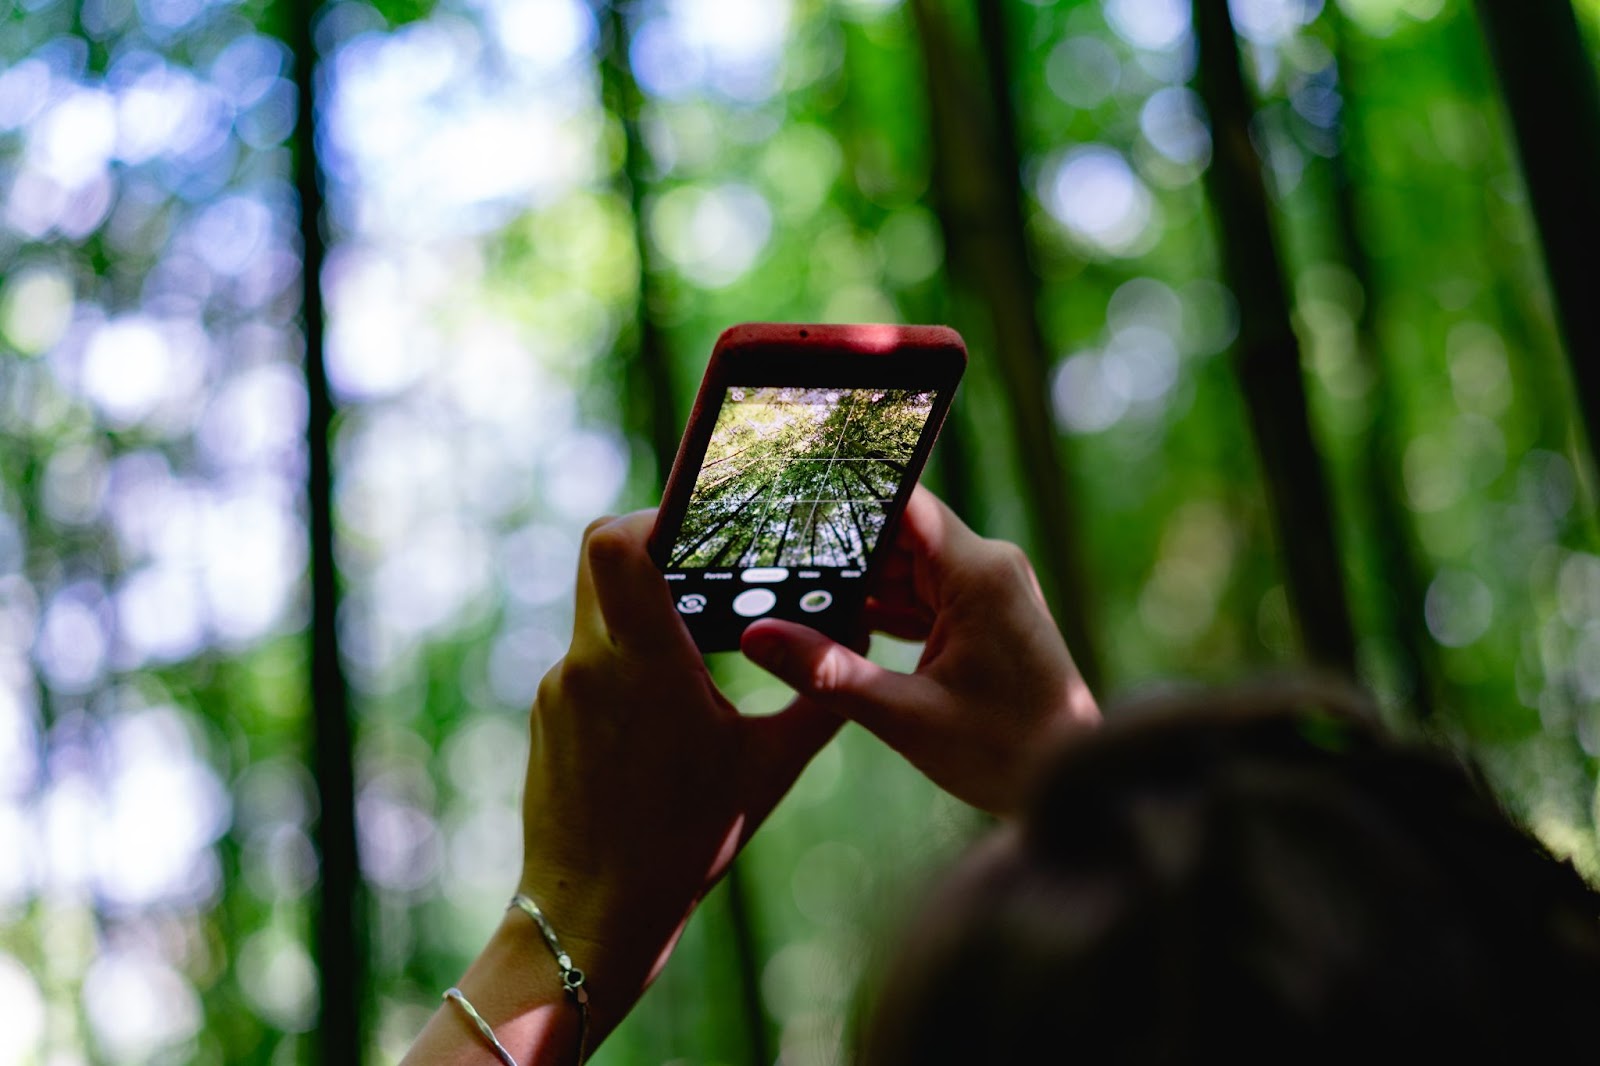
[2,0,1599,1062]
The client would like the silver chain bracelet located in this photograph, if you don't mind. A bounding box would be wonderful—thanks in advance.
[439,892,591,1065]
[510,892,591,1064]
[442,987,519,1066]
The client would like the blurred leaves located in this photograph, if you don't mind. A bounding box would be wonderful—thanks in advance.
[2,0,1598,1063]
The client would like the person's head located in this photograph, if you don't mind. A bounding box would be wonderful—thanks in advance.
[862,679,1600,1062]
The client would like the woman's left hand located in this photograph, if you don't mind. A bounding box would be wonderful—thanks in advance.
[518,509,839,1033]
[404,510,837,1065]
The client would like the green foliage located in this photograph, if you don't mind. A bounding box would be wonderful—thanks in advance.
[2,0,1598,1063]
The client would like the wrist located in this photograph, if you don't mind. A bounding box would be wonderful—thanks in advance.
[515,865,689,1016]
[404,911,581,1066]
[457,913,581,1066]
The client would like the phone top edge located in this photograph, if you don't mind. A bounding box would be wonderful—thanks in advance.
[714,322,968,361]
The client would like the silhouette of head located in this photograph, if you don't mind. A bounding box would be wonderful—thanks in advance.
[862,680,1600,1063]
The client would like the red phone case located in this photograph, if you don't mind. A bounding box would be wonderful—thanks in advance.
[650,322,967,652]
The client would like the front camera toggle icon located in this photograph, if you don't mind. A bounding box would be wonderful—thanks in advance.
[676,593,707,614]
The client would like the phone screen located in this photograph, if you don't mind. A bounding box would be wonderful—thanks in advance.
[661,385,940,642]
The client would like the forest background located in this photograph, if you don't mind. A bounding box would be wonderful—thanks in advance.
[2,0,1599,1062]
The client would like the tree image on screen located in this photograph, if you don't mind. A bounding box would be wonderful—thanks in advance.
[669,387,936,569]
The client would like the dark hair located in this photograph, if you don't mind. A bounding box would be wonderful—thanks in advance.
[862,680,1600,1063]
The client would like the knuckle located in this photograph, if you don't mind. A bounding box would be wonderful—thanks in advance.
[544,655,609,708]
[579,516,622,562]
[534,660,565,713]
[583,524,633,570]
[978,539,1032,588]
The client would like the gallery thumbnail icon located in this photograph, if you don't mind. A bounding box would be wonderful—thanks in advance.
[799,590,832,613]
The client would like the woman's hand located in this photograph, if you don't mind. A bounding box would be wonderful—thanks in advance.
[404,510,837,1065]
[520,510,838,1026]
[741,486,1098,815]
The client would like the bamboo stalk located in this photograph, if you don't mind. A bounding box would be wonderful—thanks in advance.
[593,6,770,1062]
[908,0,1103,690]
[597,0,680,488]
[1473,0,1600,468]
[1191,0,1359,674]
[827,13,980,531]
[288,0,367,1059]
[1435,8,1589,510]
[1319,9,1441,718]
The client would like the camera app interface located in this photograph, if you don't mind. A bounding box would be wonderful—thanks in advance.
[665,386,938,636]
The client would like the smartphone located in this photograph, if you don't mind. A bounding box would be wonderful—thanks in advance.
[648,322,967,653]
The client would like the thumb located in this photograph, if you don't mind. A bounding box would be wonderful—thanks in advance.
[741,619,932,740]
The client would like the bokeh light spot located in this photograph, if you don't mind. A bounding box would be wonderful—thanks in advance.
[632,0,792,102]
[83,948,202,1061]
[1047,37,1121,109]
[30,88,117,187]
[237,929,318,1032]
[1140,87,1211,168]
[541,429,629,520]
[97,707,230,907]
[1425,569,1494,647]
[0,954,45,1061]
[35,583,109,695]
[1041,146,1156,258]
[1105,0,1191,52]
[650,182,774,288]
[877,207,943,287]
[0,266,75,355]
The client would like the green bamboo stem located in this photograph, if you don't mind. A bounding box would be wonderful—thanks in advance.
[907,0,1103,690]
[1319,9,1441,718]
[1191,0,1359,674]
[593,5,770,1063]
[288,0,368,1058]
[598,0,681,488]
[1473,0,1600,470]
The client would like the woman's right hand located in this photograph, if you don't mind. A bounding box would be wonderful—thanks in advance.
[740,486,1098,814]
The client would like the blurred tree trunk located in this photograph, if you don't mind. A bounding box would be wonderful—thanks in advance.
[594,5,770,1064]
[908,0,1102,690]
[598,0,679,488]
[833,16,978,526]
[1474,0,1600,468]
[1191,0,1359,675]
[1319,9,1441,719]
[1435,8,1592,513]
[289,0,368,1060]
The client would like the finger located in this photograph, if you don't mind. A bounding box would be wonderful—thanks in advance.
[876,542,914,584]
[740,619,937,742]
[861,485,981,629]
[861,574,924,611]
[574,510,697,659]
[891,485,988,608]
[861,598,933,642]
[571,514,617,652]
[898,484,968,561]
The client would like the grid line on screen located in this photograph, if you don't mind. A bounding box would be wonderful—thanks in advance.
[669,388,936,569]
